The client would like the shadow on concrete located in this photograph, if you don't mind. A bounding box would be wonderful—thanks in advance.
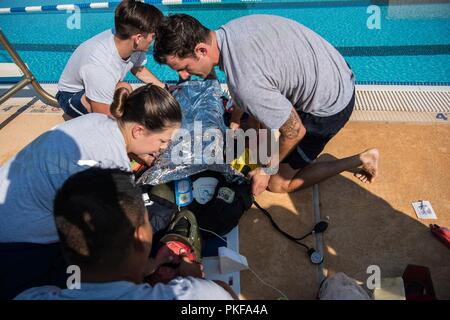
[283,153,450,299]
[0,97,39,130]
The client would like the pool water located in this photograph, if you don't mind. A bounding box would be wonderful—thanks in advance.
[0,0,449,84]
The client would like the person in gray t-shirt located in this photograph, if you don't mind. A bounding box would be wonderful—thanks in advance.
[153,14,379,196]
[0,84,181,299]
[15,168,236,300]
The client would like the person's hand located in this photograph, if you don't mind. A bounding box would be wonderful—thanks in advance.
[177,256,204,279]
[230,121,240,131]
[143,245,179,277]
[247,167,271,196]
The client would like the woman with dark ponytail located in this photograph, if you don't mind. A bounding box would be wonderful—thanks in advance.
[111,84,182,166]
[0,84,181,299]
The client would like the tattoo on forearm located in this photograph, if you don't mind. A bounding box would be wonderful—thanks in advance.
[279,108,301,139]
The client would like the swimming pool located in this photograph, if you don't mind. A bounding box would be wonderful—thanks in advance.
[0,0,449,85]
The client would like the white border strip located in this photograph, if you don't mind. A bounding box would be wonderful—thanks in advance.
[56,4,77,11]
[90,2,109,9]
[25,6,43,12]
[161,0,183,5]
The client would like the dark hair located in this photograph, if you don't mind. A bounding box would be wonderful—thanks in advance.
[153,14,211,64]
[54,168,147,268]
[110,84,182,132]
[114,0,163,40]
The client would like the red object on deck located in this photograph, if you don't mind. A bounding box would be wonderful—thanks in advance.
[402,265,437,300]
[430,224,450,249]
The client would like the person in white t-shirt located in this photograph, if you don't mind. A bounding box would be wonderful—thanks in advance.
[57,0,165,118]
[14,168,236,300]
[0,84,182,299]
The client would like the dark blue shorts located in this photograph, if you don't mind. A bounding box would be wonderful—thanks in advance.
[56,90,88,118]
[282,89,355,170]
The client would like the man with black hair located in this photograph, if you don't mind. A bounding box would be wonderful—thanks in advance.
[153,14,380,196]
[15,168,236,300]
[57,0,165,118]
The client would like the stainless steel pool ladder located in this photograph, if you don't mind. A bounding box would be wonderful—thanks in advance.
[0,29,58,107]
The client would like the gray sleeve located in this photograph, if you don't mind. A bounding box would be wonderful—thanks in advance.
[132,52,148,68]
[233,82,292,130]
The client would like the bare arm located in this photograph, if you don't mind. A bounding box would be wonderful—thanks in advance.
[276,107,306,164]
[229,103,260,130]
[230,105,244,130]
[131,66,165,88]
[247,107,305,196]
[85,97,111,116]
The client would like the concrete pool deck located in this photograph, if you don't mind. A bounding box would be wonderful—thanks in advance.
[0,83,449,299]
[241,121,450,299]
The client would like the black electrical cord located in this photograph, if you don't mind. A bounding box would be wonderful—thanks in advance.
[253,200,310,250]
[237,165,328,263]
[253,200,328,253]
